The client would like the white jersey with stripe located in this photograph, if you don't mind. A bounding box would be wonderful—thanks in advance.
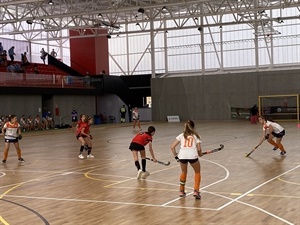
[176,133,202,159]
[4,122,20,139]
[263,121,284,134]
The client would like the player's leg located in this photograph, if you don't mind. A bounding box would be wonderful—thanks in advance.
[85,138,94,158]
[179,160,188,197]
[77,136,85,159]
[2,142,10,163]
[132,150,143,179]
[276,137,286,155]
[266,134,278,149]
[13,142,24,162]
[190,159,201,199]
[140,150,150,179]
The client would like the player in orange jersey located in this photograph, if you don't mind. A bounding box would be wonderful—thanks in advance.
[1,115,25,163]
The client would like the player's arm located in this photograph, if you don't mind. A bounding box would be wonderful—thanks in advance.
[197,142,203,157]
[256,130,267,148]
[171,140,180,161]
[148,141,157,162]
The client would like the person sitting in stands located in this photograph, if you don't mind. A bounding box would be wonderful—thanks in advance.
[6,63,15,72]
[27,116,34,130]
[33,64,39,74]
[34,115,43,130]
[13,63,24,73]
[20,115,29,132]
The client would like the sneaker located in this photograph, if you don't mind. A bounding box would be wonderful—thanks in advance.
[193,190,201,199]
[273,147,278,151]
[137,169,143,179]
[2,159,6,163]
[87,154,94,158]
[18,158,25,162]
[141,171,150,179]
[133,128,136,131]
[179,190,186,197]
[280,151,286,156]
[78,154,84,159]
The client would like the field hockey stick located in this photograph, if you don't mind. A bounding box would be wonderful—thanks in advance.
[245,146,258,157]
[202,144,224,155]
[146,157,170,166]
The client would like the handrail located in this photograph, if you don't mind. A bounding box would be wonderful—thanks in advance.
[0,71,94,89]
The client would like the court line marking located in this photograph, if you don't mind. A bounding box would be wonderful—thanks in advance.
[0,172,6,178]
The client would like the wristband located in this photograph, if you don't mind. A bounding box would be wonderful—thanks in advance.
[174,156,179,162]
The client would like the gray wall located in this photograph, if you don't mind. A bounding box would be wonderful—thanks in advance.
[151,69,300,121]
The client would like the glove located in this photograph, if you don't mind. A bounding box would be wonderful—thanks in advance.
[174,156,179,162]
[18,134,22,140]
[265,134,269,140]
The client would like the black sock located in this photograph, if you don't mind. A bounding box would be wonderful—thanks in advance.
[142,158,146,172]
[88,147,92,155]
[79,145,84,154]
[135,160,141,171]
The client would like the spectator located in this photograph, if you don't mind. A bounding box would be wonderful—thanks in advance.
[0,42,3,54]
[13,63,24,73]
[50,49,57,58]
[0,50,8,66]
[6,63,15,72]
[128,104,132,122]
[33,64,39,74]
[8,46,16,62]
[27,116,34,130]
[34,115,43,130]
[101,70,106,75]
[40,48,47,64]
[250,104,259,124]
[20,115,29,131]
[21,52,30,67]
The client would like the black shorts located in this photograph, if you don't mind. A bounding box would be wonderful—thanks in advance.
[179,158,199,164]
[72,117,78,122]
[272,130,285,138]
[5,138,18,143]
[129,142,145,151]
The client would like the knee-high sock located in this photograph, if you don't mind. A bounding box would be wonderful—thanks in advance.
[194,172,201,191]
[141,158,146,172]
[79,145,84,154]
[87,147,92,155]
[135,160,141,171]
[268,140,278,148]
[180,173,187,191]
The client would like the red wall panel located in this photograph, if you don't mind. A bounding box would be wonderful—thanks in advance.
[70,29,109,76]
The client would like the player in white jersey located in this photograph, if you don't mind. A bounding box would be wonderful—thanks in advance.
[256,115,286,156]
[171,120,203,199]
[1,115,25,163]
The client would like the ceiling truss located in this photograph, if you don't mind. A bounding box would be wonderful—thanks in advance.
[0,0,299,41]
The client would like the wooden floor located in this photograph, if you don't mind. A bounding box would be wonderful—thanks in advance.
[0,120,299,225]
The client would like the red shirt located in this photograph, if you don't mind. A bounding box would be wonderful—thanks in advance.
[76,122,90,136]
[132,132,153,146]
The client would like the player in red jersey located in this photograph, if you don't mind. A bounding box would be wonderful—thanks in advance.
[76,115,94,159]
[129,126,157,179]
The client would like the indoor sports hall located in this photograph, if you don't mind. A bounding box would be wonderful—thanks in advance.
[0,121,299,225]
[0,0,300,225]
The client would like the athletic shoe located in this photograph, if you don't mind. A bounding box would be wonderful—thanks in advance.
[193,190,201,199]
[78,154,84,159]
[280,151,286,156]
[137,169,143,179]
[141,171,150,179]
[18,158,25,162]
[87,154,94,158]
[133,128,136,131]
[273,147,278,151]
[179,190,186,197]
[2,159,6,163]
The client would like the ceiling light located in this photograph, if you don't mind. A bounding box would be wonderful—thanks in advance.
[48,0,53,5]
